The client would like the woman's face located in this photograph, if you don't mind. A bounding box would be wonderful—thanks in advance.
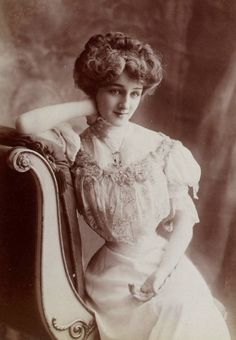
[95,72,143,127]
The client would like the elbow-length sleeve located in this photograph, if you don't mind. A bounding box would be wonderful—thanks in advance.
[164,140,201,227]
[37,122,81,164]
[52,122,81,164]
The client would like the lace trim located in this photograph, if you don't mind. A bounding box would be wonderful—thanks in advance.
[89,116,127,139]
[81,196,170,243]
[82,206,135,243]
[72,132,176,185]
[72,130,183,243]
[82,208,134,242]
[82,188,137,243]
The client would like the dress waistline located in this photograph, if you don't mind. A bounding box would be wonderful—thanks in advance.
[105,234,167,256]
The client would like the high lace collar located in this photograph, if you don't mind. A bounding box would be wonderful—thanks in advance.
[89,117,133,150]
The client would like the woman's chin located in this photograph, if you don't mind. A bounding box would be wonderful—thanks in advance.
[113,115,130,126]
[100,113,130,127]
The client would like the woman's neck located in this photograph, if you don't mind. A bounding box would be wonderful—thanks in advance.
[90,117,132,149]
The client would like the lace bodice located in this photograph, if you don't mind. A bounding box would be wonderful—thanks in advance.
[69,122,201,244]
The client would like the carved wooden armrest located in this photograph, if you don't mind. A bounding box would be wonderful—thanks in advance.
[1,146,98,340]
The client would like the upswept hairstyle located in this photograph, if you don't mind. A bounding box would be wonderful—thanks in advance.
[73,32,163,96]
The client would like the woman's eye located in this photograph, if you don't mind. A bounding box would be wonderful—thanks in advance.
[131,91,141,98]
[109,89,120,95]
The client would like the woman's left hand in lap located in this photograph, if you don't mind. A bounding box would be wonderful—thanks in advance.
[128,271,165,302]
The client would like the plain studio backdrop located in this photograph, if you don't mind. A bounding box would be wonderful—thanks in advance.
[0,0,236,338]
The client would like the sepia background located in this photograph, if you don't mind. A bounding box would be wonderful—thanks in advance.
[0,0,236,338]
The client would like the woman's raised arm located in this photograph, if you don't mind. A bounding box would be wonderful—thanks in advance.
[15,98,96,134]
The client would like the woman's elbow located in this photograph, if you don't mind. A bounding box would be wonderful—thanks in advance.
[174,210,195,235]
[15,116,34,134]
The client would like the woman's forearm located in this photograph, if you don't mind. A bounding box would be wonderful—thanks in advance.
[133,210,194,300]
[157,210,194,281]
[15,99,96,134]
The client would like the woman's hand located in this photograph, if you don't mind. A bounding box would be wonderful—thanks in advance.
[140,271,163,295]
[86,113,99,126]
[128,283,155,302]
[142,270,169,295]
[128,270,167,302]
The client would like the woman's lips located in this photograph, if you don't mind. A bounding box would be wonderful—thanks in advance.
[114,111,129,116]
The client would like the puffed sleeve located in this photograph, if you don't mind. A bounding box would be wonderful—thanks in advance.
[51,122,81,163]
[163,140,201,228]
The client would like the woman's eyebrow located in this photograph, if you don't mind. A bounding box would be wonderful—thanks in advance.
[109,83,124,88]
[109,83,143,90]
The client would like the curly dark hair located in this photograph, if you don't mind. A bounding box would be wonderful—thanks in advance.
[73,32,163,96]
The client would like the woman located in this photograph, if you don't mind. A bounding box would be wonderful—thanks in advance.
[16,32,231,340]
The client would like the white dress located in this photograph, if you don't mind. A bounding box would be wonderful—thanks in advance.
[60,119,231,340]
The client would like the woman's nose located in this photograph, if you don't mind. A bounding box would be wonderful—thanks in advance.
[118,95,129,111]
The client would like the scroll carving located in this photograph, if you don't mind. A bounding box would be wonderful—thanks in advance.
[8,149,32,172]
[52,317,96,339]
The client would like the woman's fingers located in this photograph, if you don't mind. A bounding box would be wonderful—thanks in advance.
[140,281,153,294]
[128,283,156,302]
[86,113,98,125]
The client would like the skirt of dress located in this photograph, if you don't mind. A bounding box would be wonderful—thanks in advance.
[85,235,231,340]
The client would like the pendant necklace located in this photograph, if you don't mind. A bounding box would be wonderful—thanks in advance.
[103,127,131,168]
[90,117,131,168]
[111,150,122,168]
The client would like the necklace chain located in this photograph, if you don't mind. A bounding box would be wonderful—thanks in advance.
[90,117,131,168]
